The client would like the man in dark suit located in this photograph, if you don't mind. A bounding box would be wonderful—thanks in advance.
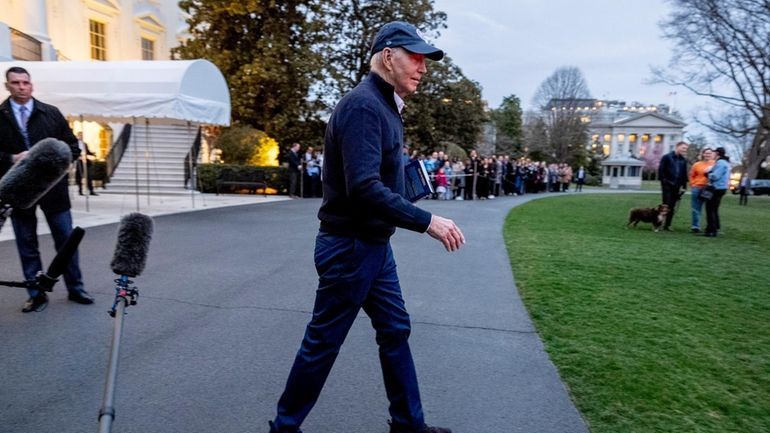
[658,141,690,231]
[1,66,94,312]
[287,142,301,198]
[75,132,98,196]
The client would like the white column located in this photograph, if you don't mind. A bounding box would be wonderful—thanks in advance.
[0,22,11,61]
[611,132,618,157]
[661,132,668,155]
[623,133,630,157]
[21,0,56,60]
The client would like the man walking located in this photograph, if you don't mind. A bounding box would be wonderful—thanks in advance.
[658,141,689,231]
[0,66,94,312]
[267,22,464,433]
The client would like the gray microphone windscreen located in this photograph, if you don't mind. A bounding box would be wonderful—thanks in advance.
[110,213,153,277]
[0,138,72,209]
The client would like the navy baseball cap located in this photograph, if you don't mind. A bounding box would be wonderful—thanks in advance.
[370,21,444,61]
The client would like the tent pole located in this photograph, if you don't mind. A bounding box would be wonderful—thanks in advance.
[145,119,150,207]
[188,121,195,209]
[80,115,90,212]
[133,117,139,212]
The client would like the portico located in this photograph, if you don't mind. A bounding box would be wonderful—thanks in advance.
[592,112,686,189]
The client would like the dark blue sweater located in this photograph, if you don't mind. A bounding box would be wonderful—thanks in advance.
[318,72,432,242]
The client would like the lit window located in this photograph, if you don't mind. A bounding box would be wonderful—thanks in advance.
[141,37,155,60]
[90,20,106,60]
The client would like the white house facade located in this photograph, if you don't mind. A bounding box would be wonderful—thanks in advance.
[550,99,687,189]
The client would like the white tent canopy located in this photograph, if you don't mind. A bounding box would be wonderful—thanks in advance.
[5,59,230,126]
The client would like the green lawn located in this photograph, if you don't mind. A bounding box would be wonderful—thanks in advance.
[503,193,770,433]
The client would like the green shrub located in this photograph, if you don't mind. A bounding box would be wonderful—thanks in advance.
[214,125,269,165]
[196,163,288,194]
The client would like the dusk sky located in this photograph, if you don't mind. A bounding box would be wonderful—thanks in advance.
[431,0,716,132]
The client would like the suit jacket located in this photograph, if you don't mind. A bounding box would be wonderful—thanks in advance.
[0,97,80,215]
[288,150,301,173]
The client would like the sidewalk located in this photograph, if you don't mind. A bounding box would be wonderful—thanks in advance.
[0,186,289,242]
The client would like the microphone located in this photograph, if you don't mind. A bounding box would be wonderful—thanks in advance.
[0,138,73,209]
[110,213,153,278]
[36,226,86,292]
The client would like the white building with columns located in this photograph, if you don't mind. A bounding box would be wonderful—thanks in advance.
[550,99,686,189]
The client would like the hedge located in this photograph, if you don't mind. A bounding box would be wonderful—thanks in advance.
[196,163,289,194]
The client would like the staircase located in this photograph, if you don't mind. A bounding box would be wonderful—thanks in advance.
[105,123,199,195]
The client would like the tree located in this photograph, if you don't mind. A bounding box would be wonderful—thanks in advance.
[491,95,523,155]
[316,0,447,107]
[402,57,487,155]
[526,66,592,165]
[173,0,326,150]
[655,0,770,178]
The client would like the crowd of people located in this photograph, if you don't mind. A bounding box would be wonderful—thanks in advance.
[408,148,587,200]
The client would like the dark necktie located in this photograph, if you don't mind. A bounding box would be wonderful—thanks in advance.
[19,105,30,148]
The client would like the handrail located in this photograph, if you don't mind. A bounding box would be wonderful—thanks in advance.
[106,123,132,179]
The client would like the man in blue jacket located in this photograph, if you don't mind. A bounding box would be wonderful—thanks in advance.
[658,141,689,231]
[268,22,464,433]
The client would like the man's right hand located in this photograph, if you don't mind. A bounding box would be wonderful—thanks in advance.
[427,215,465,252]
[11,151,29,164]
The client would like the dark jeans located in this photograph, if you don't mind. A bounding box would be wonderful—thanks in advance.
[705,189,726,235]
[272,233,424,432]
[11,209,84,297]
[661,184,683,228]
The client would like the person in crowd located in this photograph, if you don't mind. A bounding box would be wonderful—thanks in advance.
[75,132,97,196]
[688,147,714,233]
[547,163,558,192]
[476,157,490,199]
[516,160,528,195]
[465,150,480,200]
[452,159,465,200]
[503,155,515,196]
[494,155,503,197]
[560,163,572,192]
[574,166,586,192]
[306,150,322,197]
[658,141,689,231]
[0,66,94,312]
[738,173,750,205]
[704,147,730,237]
[287,142,301,198]
[267,21,463,433]
[435,165,449,200]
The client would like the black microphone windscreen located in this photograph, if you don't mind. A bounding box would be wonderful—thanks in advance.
[0,138,72,209]
[45,226,85,281]
[110,213,153,277]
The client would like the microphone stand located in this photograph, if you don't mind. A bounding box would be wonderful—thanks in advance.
[98,275,138,433]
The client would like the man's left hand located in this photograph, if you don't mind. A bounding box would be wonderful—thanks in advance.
[427,215,465,252]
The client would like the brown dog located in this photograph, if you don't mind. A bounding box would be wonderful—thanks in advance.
[627,204,670,232]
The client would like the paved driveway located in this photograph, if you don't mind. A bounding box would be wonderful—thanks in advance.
[0,196,588,433]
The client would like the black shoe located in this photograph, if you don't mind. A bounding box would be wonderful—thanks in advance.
[22,293,48,313]
[89,191,98,196]
[267,421,301,433]
[663,227,673,232]
[78,191,84,196]
[389,421,452,433]
[691,228,700,233]
[68,289,94,305]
